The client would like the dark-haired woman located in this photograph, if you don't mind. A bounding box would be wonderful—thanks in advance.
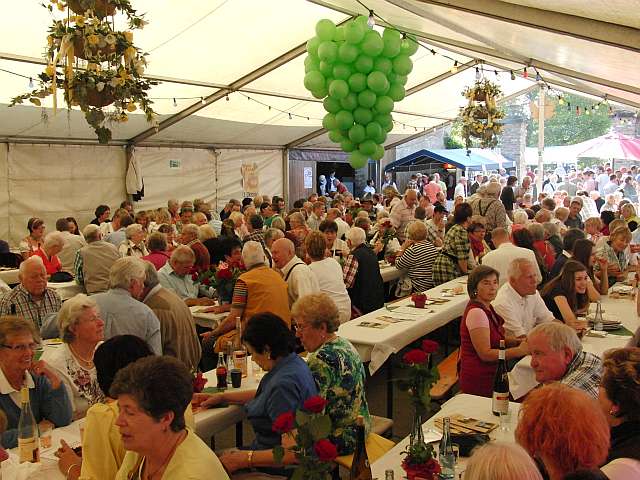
[573,238,609,296]
[19,217,45,259]
[512,228,548,283]
[433,203,473,285]
[193,313,317,476]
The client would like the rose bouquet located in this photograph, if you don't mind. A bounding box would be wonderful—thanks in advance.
[196,261,246,303]
[272,396,338,480]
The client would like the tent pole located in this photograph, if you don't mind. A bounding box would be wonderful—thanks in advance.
[537,85,545,195]
[283,149,290,210]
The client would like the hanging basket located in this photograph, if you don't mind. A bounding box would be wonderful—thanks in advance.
[473,90,486,102]
[472,109,488,119]
[482,129,495,141]
[85,86,114,107]
[73,36,117,61]
[67,0,116,17]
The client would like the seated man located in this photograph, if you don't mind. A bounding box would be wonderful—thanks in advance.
[179,224,210,273]
[55,217,86,275]
[481,227,541,286]
[549,228,586,279]
[0,316,72,448]
[158,246,214,307]
[0,256,61,333]
[326,208,350,241]
[493,258,555,338]
[91,257,162,355]
[104,209,133,247]
[140,261,201,372]
[271,238,319,307]
[343,227,384,315]
[74,224,121,295]
[513,322,602,399]
[243,214,266,248]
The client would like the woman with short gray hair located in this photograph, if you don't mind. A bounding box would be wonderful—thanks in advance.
[41,294,105,418]
[471,181,507,233]
[119,223,148,258]
[33,231,65,276]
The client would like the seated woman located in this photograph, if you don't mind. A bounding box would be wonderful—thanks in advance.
[113,355,229,479]
[464,442,542,480]
[33,231,64,276]
[0,316,72,448]
[118,224,149,258]
[572,239,609,297]
[509,209,529,238]
[55,335,154,480]
[285,212,311,260]
[459,266,528,397]
[141,232,171,270]
[395,221,438,292]
[467,221,488,269]
[512,228,547,283]
[193,313,317,476]
[305,232,351,324]
[527,222,555,271]
[19,217,45,260]
[370,217,400,261]
[516,383,610,480]
[541,260,599,332]
[595,225,633,285]
[598,348,640,480]
[292,293,370,455]
[433,203,473,285]
[41,294,105,419]
[319,219,349,260]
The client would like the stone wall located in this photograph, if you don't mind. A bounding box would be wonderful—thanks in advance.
[500,115,528,176]
[611,111,639,138]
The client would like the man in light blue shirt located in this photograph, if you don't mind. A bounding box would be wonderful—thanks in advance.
[158,246,213,306]
[104,210,133,248]
[91,257,162,354]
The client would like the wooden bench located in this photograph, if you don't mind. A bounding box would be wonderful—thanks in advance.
[371,415,394,437]
[430,348,459,401]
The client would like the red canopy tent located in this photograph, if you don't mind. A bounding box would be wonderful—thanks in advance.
[577,132,640,162]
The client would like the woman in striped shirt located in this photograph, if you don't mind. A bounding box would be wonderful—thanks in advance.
[395,221,438,292]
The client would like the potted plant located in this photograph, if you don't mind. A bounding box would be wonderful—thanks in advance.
[411,293,427,308]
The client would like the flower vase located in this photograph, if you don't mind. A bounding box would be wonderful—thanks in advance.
[401,405,441,480]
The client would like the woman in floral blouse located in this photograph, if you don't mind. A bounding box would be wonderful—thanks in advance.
[433,203,473,285]
[42,294,105,419]
[292,292,371,455]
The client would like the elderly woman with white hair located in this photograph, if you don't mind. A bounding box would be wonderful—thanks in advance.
[395,221,438,292]
[510,209,529,237]
[118,223,148,258]
[41,294,105,418]
[471,181,507,234]
[34,231,65,276]
[464,442,543,480]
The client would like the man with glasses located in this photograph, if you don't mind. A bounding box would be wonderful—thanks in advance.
[0,316,72,448]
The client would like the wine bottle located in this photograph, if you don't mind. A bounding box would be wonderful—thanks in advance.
[593,301,604,332]
[350,415,372,480]
[18,387,40,463]
[233,317,248,377]
[439,417,455,479]
[492,339,510,416]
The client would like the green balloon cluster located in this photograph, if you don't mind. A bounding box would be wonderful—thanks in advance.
[304,17,418,169]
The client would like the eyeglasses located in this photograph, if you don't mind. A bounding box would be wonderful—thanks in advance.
[1,343,39,352]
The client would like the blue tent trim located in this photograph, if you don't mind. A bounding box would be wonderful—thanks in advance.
[385,149,514,171]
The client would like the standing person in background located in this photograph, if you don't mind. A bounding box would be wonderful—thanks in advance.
[501,176,518,221]
[433,203,473,285]
[454,177,467,199]
[382,171,397,191]
[469,174,483,196]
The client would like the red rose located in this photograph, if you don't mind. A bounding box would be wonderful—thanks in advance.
[238,262,246,271]
[313,439,338,462]
[403,349,428,365]
[191,273,199,281]
[202,277,211,286]
[402,457,441,477]
[421,339,439,354]
[303,396,328,413]
[217,268,233,280]
[272,411,295,433]
[192,372,207,393]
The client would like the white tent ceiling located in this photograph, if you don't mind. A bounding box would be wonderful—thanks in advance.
[0,0,637,149]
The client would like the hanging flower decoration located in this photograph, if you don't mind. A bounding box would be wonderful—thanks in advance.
[460,79,505,152]
[10,0,156,144]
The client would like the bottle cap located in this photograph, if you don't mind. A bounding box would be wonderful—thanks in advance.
[21,386,29,403]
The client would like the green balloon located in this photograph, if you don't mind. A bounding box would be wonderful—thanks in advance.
[361,31,384,57]
[334,25,345,42]
[387,82,406,101]
[335,110,354,130]
[349,151,368,169]
[341,139,355,152]
[400,35,419,56]
[348,72,367,93]
[316,19,337,42]
[375,113,393,131]
[354,55,374,74]
[371,144,385,160]
[374,95,393,114]
[374,57,393,76]
[304,56,320,73]
[349,124,366,144]
[306,37,321,56]
[322,113,338,131]
[357,89,376,108]
[332,63,352,81]
[340,92,358,111]
[382,29,402,58]
[353,107,373,125]
[319,60,333,77]
[328,79,349,99]
[318,41,337,62]
[354,15,369,28]
[344,20,365,44]
[396,74,408,86]
[359,139,377,156]
[311,86,328,99]
[327,129,343,143]
[323,96,341,114]
[373,128,387,145]
[338,43,359,64]
[392,55,413,75]
[367,71,390,95]
[365,121,382,140]
[303,70,325,92]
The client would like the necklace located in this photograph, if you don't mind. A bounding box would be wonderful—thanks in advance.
[69,344,94,368]
[142,430,186,480]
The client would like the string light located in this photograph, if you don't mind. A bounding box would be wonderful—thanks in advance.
[200,97,206,105]
[172,98,177,107]
[225,94,229,101]
[430,49,436,55]
[450,61,458,74]
[585,107,591,115]
[523,67,528,79]
[493,70,498,77]
[29,77,34,89]
[288,112,292,120]
[367,10,375,29]
[558,95,564,105]
[576,106,581,115]
[510,70,516,80]
[475,66,481,82]
[535,71,541,82]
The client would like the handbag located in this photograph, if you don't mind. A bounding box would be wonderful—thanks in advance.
[450,433,490,457]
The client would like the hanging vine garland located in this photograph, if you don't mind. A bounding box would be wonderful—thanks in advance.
[10,0,156,144]
[460,79,505,152]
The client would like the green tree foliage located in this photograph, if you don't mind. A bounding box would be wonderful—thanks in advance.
[525,92,611,147]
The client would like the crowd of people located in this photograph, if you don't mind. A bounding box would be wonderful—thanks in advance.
[0,161,638,479]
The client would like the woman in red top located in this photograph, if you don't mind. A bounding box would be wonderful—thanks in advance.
[459,265,529,397]
[527,223,555,271]
[33,232,63,276]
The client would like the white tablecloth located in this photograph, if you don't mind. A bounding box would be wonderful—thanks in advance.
[0,268,19,285]
[372,394,520,478]
[47,281,84,301]
[189,305,227,330]
[380,264,403,283]
[509,290,638,399]
[338,277,469,374]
